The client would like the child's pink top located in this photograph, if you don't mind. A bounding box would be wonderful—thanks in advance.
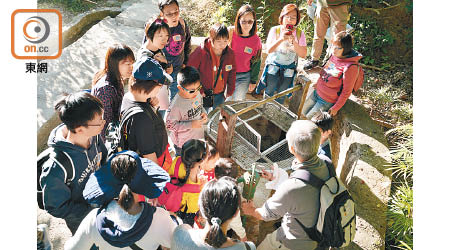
[231,31,262,73]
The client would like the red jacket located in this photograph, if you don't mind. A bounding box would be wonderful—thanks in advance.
[316,50,362,112]
[187,38,236,96]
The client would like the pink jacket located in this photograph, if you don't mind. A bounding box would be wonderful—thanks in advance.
[316,50,362,112]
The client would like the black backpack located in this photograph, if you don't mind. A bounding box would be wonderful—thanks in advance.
[37,147,74,209]
[291,158,356,248]
[104,106,143,157]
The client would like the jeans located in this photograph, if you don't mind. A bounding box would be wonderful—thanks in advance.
[169,70,180,101]
[231,71,251,101]
[265,65,295,104]
[205,93,225,114]
[301,90,334,119]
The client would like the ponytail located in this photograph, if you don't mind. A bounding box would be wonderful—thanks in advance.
[117,184,134,211]
[178,139,207,186]
[205,217,227,248]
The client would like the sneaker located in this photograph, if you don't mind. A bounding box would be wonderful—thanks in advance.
[303,59,319,70]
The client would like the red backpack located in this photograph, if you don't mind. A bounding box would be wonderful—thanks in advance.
[158,157,201,212]
[337,63,365,95]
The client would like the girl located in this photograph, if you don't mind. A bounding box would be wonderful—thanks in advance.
[65,151,174,250]
[256,4,307,104]
[301,31,362,119]
[91,44,135,140]
[138,17,173,118]
[187,23,236,112]
[229,4,262,101]
[165,139,208,226]
[170,177,256,250]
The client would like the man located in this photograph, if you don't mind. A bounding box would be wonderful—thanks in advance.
[241,120,331,250]
[303,0,351,70]
[40,92,108,234]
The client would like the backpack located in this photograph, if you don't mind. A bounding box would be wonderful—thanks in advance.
[158,157,201,212]
[290,158,356,248]
[104,106,143,157]
[338,63,365,94]
[37,147,74,209]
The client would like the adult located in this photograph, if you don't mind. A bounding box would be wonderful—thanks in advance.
[121,57,172,170]
[187,23,236,112]
[40,92,107,234]
[229,4,262,101]
[256,4,307,104]
[303,0,351,70]
[171,177,256,250]
[65,151,174,249]
[241,120,331,250]
[138,17,173,118]
[301,31,362,118]
[92,44,135,140]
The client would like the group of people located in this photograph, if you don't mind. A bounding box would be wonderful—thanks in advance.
[39,0,359,249]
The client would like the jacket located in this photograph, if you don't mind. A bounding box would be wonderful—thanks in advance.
[187,38,236,96]
[316,50,363,112]
[40,124,107,225]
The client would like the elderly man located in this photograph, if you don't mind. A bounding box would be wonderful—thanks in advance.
[241,120,331,250]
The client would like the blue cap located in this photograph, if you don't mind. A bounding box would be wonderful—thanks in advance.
[132,56,172,85]
[83,150,170,207]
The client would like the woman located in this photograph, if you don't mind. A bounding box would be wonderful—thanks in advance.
[91,44,135,140]
[171,177,256,250]
[187,23,236,112]
[138,17,173,117]
[65,151,174,250]
[256,3,307,104]
[229,4,262,101]
[301,31,362,119]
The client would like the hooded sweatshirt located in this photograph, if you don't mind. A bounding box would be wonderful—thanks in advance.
[316,50,363,111]
[64,202,176,249]
[187,38,236,96]
[40,124,107,226]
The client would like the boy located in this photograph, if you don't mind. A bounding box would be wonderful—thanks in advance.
[166,66,207,156]
[40,92,108,234]
[156,0,192,101]
[311,111,333,159]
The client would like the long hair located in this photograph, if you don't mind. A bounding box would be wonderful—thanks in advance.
[177,139,207,186]
[92,44,135,93]
[110,154,138,211]
[200,177,241,248]
[234,4,257,37]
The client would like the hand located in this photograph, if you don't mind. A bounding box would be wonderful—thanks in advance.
[241,199,255,216]
[182,64,186,69]
[248,83,256,92]
[307,0,313,6]
[261,165,274,181]
[329,108,338,116]
[166,64,174,74]
[311,83,317,89]
[200,113,208,122]
[192,117,206,128]
[198,173,208,185]
[147,198,159,206]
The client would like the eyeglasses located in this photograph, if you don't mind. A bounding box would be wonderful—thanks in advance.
[284,15,297,20]
[86,119,106,127]
[164,10,179,18]
[180,84,202,94]
[332,44,343,50]
[240,19,254,25]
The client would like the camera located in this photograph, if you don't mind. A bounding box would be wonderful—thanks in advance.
[286,24,293,35]
[203,89,214,108]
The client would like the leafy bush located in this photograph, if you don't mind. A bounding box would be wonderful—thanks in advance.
[386,184,413,250]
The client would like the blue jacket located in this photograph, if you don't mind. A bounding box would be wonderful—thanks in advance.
[40,124,107,225]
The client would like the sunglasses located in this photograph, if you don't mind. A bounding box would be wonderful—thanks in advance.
[240,19,254,25]
[180,84,202,94]
[164,10,179,18]
[86,119,106,127]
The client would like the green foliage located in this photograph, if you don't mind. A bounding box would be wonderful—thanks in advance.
[349,13,394,65]
[255,0,274,40]
[386,184,413,250]
[38,0,93,13]
[211,1,234,28]
[386,124,413,182]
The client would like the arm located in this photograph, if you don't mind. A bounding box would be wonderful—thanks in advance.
[142,153,159,164]
[226,51,237,97]
[249,41,262,84]
[132,113,159,163]
[153,208,178,248]
[64,209,97,250]
[183,19,192,66]
[97,135,108,166]
[41,162,91,220]
[329,65,359,113]
[292,30,307,59]
[166,106,195,132]
[266,26,286,54]
[229,210,247,239]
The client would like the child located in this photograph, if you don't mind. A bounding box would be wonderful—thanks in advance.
[228,4,262,101]
[311,111,333,160]
[166,139,208,226]
[187,23,236,112]
[166,66,207,156]
[143,0,192,101]
[200,142,220,182]
[256,3,307,104]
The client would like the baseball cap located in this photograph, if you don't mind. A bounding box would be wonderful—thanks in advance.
[132,56,173,85]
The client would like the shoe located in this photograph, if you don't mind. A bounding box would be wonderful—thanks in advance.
[303,59,319,71]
